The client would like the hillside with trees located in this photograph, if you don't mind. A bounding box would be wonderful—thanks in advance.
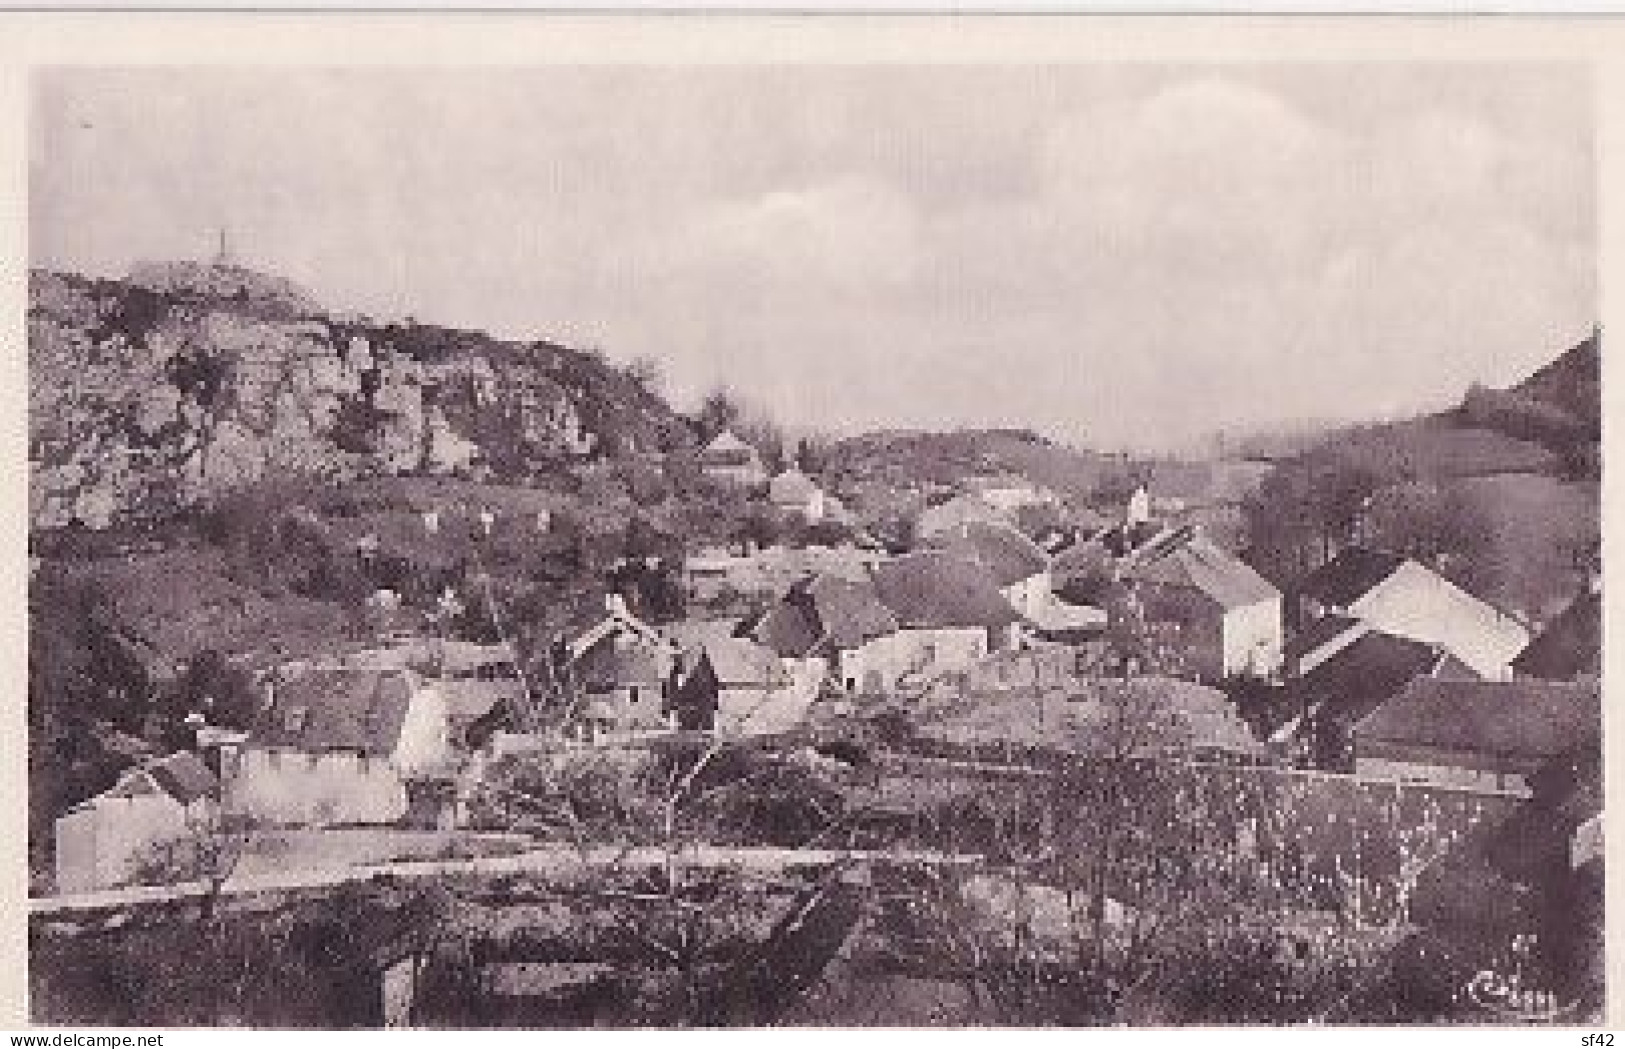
[1242,331,1601,622]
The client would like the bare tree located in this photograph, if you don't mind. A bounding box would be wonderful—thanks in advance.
[127,809,253,924]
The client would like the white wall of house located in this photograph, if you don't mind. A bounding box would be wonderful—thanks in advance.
[392,685,452,776]
[1222,596,1284,679]
[772,489,827,523]
[1353,754,1530,796]
[584,682,670,732]
[977,486,1053,514]
[836,628,989,692]
[54,792,210,893]
[703,460,768,488]
[715,659,826,736]
[1573,812,1604,869]
[1350,561,1529,679]
[230,748,409,826]
[1000,571,1053,622]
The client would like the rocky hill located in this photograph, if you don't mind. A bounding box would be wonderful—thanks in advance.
[29,264,697,532]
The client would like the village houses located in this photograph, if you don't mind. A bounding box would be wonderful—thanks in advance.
[1295,547,1531,680]
[698,429,769,488]
[224,665,457,827]
[869,550,1025,686]
[742,572,899,694]
[934,520,1107,642]
[1119,525,1284,682]
[1351,678,1600,797]
[562,594,682,736]
[668,635,825,737]
[55,751,220,893]
[768,467,829,522]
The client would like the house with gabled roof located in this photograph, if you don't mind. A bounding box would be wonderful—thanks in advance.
[1352,679,1599,796]
[937,520,1106,641]
[564,595,682,735]
[1288,628,1461,771]
[1294,547,1530,680]
[699,429,769,488]
[1513,587,1600,682]
[768,467,828,522]
[867,550,1024,691]
[229,665,452,827]
[739,572,898,694]
[668,635,825,737]
[1120,527,1283,682]
[54,751,221,893]
[940,521,1051,617]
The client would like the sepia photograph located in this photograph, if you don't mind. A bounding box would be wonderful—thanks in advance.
[23,54,1603,1028]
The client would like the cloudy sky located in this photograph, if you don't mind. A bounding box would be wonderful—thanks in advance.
[32,64,1594,453]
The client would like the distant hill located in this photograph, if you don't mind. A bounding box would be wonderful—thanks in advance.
[821,427,1128,522]
[29,263,698,532]
[1295,331,1600,484]
[1512,328,1601,429]
[1246,330,1600,621]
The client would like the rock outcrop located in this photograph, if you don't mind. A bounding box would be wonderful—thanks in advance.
[29,265,696,531]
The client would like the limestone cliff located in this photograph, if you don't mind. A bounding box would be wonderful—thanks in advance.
[29,265,696,531]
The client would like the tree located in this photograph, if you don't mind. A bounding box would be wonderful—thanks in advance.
[166,649,260,733]
[734,413,787,475]
[794,433,833,474]
[626,356,665,397]
[1243,457,1385,585]
[695,386,742,443]
[127,811,252,924]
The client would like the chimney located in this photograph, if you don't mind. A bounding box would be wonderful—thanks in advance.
[606,592,629,617]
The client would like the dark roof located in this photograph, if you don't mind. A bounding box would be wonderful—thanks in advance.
[791,573,899,649]
[1128,533,1278,609]
[576,643,664,688]
[1096,520,1164,559]
[1296,547,1405,608]
[941,521,1050,587]
[745,601,823,659]
[1052,534,1112,580]
[1355,679,1600,765]
[1283,614,1363,667]
[748,573,901,658]
[872,551,1021,631]
[1294,630,1442,729]
[143,751,219,804]
[251,668,416,755]
[1512,589,1600,681]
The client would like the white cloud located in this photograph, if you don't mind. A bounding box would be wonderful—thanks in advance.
[32,66,1595,453]
[640,175,923,297]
